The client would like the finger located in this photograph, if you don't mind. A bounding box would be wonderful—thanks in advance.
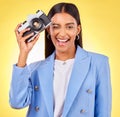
[31,33,40,45]
[15,23,22,37]
[19,28,31,38]
[22,32,34,42]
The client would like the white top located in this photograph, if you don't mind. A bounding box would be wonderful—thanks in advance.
[53,59,74,117]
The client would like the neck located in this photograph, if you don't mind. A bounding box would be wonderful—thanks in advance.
[55,47,76,61]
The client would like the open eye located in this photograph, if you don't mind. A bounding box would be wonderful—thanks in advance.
[67,25,74,29]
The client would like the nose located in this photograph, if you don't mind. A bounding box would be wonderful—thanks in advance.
[59,27,67,37]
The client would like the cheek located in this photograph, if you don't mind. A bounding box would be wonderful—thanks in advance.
[70,32,77,39]
[49,28,57,37]
[71,35,77,42]
[49,29,56,43]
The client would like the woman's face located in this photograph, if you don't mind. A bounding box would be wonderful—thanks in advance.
[48,12,80,53]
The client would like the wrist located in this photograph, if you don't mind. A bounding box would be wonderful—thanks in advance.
[17,52,28,67]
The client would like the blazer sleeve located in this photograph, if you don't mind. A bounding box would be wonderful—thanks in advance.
[95,57,112,117]
[9,64,33,109]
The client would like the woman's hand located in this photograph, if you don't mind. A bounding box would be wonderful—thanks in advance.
[15,23,40,67]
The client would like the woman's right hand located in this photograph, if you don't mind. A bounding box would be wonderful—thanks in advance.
[15,23,40,67]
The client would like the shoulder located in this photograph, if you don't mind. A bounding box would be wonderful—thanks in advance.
[28,59,47,73]
[77,46,109,67]
[86,50,109,69]
[87,51,109,61]
[77,46,109,63]
[28,52,55,72]
[83,50,110,80]
[27,52,55,73]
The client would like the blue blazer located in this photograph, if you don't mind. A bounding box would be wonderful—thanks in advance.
[9,46,112,117]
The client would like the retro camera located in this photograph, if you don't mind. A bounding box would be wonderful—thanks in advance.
[18,10,51,42]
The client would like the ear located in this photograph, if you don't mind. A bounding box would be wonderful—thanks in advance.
[46,27,50,35]
[77,25,81,35]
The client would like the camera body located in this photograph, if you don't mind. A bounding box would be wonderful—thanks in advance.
[18,10,51,42]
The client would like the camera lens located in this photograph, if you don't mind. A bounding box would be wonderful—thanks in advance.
[31,18,43,31]
[33,21,40,28]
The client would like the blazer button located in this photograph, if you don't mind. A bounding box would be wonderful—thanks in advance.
[34,85,39,91]
[80,109,86,113]
[35,106,39,112]
[86,89,92,94]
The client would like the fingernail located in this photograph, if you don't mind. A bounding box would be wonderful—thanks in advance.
[27,28,30,30]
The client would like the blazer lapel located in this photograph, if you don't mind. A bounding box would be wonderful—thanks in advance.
[37,53,55,117]
[63,47,91,117]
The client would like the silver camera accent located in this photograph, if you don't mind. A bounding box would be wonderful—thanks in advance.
[18,10,51,42]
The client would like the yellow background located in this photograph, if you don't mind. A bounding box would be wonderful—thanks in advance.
[0,0,120,116]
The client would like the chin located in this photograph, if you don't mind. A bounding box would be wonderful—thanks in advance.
[56,46,70,53]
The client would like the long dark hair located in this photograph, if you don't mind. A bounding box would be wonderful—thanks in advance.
[45,2,83,58]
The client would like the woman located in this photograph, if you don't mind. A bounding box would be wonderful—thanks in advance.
[9,2,112,117]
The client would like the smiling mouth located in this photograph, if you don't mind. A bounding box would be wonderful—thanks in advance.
[57,39,70,43]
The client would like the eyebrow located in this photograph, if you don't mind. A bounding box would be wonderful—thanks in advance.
[52,22,75,25]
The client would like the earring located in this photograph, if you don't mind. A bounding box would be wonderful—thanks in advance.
[47,34,50,39]
[76,35,80,40]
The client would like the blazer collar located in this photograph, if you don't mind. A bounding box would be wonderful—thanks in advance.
[62,46,91,117]
[37,54,55,117]
[37,46,91,117]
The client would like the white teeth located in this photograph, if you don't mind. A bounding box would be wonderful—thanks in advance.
[57,39,68,42]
